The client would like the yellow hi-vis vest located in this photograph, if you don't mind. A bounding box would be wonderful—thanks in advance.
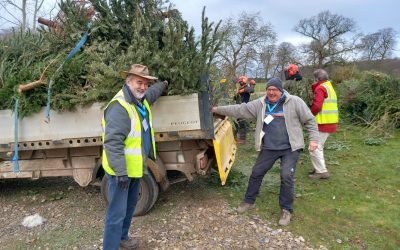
[101,90,156,178]
[316,81,339,124]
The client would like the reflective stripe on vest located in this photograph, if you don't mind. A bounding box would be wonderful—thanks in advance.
[143,99,157,157]
[101,89,156,178]
[316,81,339,124]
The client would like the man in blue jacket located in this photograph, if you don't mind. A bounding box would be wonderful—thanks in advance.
[102,64,167,250]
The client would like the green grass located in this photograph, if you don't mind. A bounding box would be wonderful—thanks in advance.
[222,124,400,249]
[1,226,102,250]
[254,82,267,93]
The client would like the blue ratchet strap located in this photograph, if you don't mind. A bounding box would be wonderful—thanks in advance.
[45,23,92,123]
[65,27,90,61]
[12,97,20,173]
[45,64,63,123]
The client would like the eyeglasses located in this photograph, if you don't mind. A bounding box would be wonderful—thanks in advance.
[266,87,280,92]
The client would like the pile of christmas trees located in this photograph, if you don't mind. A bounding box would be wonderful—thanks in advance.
[0,0,222,117]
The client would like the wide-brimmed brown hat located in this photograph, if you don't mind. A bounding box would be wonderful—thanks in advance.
[120,64,158,80]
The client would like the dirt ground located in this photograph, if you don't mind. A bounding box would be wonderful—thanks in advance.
[0,177,323,250]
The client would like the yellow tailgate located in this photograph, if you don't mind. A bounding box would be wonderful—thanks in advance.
[212,117,237,185]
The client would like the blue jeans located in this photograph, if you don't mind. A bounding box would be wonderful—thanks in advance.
[244,149,300,212]
[103,174,141,250]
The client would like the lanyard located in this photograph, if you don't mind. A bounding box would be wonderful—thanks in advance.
[267,102,279,113]
[266,93,285,113]
[135,104,147,117]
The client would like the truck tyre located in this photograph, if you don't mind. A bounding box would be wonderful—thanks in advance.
[101,172,159,216]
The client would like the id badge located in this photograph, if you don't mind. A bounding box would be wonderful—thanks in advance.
[264,114,274,125]
[142,118,149,131]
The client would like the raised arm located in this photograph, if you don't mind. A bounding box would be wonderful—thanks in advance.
[212,99,261,119]
[145,81,168,105]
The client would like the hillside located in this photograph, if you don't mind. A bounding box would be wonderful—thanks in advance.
[299,58,400,80]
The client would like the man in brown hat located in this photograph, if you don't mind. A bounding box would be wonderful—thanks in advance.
[102,64,168,250]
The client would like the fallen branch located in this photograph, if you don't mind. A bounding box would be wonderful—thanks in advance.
[17,57,59,93]
[17,79,46,93]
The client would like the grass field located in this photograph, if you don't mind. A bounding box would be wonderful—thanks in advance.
[254,82,267,93]
[222,123,400,249]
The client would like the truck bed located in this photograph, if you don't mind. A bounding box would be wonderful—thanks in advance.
[0,93,236,187]
[0,93,214,150]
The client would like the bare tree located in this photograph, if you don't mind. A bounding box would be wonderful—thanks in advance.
[259,44,276,79]
[294,10,357,68]
[298,42,317,66]
[360,28,398,61]
[217,12,276,79]
[272,42,298,78]
[0,0,49,30]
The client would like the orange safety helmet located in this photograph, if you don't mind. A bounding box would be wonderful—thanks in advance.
[237,76,248,85]
[285,63,302,81]
[286,64,299,77]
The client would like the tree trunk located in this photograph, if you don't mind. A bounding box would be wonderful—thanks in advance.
[33,0,39,30]
[318,54,324,69]
[22,0,27,30]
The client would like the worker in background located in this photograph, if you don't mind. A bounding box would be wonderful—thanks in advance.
[235,76,255,104]
[308,69,338,179]
[212,77,318,226]
[102,64,168,250]
[233,76,255,144]
[284,64,302,81]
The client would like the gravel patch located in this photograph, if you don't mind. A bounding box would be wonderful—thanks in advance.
[134,191,324,250]
[0,178,327,249]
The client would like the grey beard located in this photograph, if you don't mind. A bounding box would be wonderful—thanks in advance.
[133,90,146,100]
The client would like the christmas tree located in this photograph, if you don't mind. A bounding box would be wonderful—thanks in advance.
[0,0,223,117]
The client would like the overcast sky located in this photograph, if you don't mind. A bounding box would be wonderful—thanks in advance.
[1,0,399,56]
[169,0,400,57]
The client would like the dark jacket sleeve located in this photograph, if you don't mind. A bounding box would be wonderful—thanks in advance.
[103,102,131,176]
[244,84,255,94]
[146,81,168,105]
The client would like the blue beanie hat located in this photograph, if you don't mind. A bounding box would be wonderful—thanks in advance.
[266,77,283,92]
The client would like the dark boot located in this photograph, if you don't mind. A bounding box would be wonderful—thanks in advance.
[120,238,139,250]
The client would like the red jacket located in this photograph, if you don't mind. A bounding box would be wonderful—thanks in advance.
[311,80,337,133]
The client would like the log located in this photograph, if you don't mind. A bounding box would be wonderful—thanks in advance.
[17,80,46,93]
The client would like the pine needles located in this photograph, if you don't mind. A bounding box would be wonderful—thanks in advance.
[338,71,400,137]
[0,0,223,117]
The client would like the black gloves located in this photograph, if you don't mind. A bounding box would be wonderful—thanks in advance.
[116,175,129,190]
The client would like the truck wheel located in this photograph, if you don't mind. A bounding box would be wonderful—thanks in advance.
[101,172,159,216]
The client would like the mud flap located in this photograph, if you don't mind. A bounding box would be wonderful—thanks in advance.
[212,117,236,185]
